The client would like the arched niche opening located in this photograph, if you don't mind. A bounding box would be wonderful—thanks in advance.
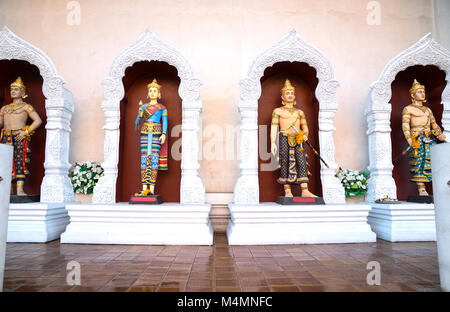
[258,61,321,202]
[0,59,46,195]
[117,60,182,203]
[390,65,446,200]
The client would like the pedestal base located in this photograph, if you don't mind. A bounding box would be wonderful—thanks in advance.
[10,195,40,203]
[60,203,213,245]
[129,195,162,205]
[7,203,70,243]
[367,202,436,242]
[407,195,434,204]
[276,196,325,205]
[227,203,376,245]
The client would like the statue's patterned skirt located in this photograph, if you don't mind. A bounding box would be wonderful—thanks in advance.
[140,123,163,185]
[277,133,310,184]
[0,129,31,182]
[409,132,436,183]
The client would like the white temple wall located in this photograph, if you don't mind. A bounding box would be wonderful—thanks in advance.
[0,0,439,200]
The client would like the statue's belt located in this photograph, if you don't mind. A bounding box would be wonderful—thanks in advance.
[1,128,29,135]
[280,131,304,147]
[411,129,431,138]
[140,122,162,134]
[411,129,442,140]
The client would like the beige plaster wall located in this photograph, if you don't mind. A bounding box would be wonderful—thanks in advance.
[0,0,436,195]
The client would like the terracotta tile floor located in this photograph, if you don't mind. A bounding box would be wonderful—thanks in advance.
[3,233,442,292]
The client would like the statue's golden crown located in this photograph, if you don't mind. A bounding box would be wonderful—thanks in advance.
[10,77,28,98]
[147,78,162,91]
[409,79,425,94]
[281,79,295,93]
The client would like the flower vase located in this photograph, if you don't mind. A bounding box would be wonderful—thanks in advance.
[345,194,366,204]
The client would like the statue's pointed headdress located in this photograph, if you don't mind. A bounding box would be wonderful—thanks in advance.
[10,76,28,98]
[409,79,425,95]
[409,79,426,103]
[281,79,295,94]
[147,78,162,99]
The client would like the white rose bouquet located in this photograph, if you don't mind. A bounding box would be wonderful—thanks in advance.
[335,168,369,198]
[69,161,104,195]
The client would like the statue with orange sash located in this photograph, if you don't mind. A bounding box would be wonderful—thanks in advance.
[0,77,42,196]
[401,79,446,199]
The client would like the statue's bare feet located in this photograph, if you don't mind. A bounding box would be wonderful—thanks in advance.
[418,188,429,196]
[16,188,27,196]
[301,189,317,197]
[284,189,293,197]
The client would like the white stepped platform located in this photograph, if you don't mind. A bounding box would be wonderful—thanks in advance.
[367,202,436,242]
[7,203,70,243]
[60,203,213,245]
[227,203,376,245]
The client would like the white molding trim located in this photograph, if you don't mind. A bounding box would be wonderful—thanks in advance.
[0,26,74,203]
[367,203,436,242]
[365,33,450,202]
[61,203,213,245]
[227,203,376,245]
[233,29,345,204]
[92,29,206,204]
[7,203,70,242]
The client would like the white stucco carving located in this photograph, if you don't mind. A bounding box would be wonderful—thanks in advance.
[0,26,74,203]
[365,33,450,202]
[92,29,206,204]
[234,29,345,204]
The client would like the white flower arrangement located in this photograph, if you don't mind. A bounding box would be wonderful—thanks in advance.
[335,168,369,198]
[69,161,104,195]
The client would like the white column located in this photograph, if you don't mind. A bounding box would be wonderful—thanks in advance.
[431,143,450,291]
[180,104,206,204]
[0,144,13,291]
[233,103,259,204]
[92,101,121,204]
[366,109,397,202]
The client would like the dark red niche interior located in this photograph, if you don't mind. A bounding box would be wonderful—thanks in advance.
[0,59,46,195]
[258,61,322,202]
[117,61,182,203]
[390,65,446,200]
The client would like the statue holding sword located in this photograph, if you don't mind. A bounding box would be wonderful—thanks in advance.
[270,79,319,198]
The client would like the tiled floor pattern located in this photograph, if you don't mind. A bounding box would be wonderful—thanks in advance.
[3,234,441,292]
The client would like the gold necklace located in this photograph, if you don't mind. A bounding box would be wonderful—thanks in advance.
[281,106,297,114]
[4,102,25,114]
[411,103,428,113]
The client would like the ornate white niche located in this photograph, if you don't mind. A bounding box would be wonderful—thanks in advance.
[92,29,206,205]
[365,33,450,202]
[0,26,74,203]
[64,30,212,245]
[0,26,73,242]
[227,30,377,245]
[233,29,345,204]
